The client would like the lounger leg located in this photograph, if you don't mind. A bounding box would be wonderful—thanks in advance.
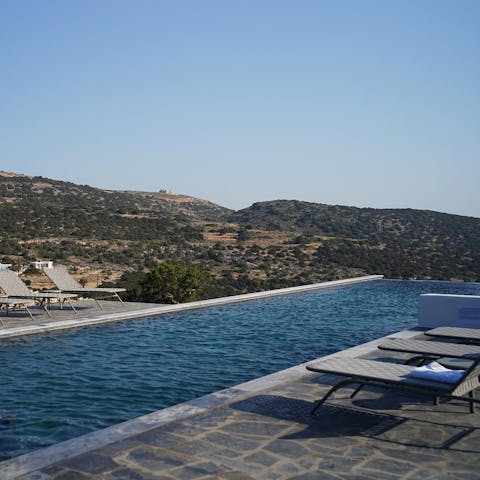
[43,304,52,318]
[433,396,439,406]
[67,299,77,313]
[448,394,480,413]
[350,383,365,399]
[25,306,35,321]
[311,379,356,415]
[115,292,125,307]
[469,391,475,414]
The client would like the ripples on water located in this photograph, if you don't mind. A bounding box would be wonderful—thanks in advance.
[1,279,479,459]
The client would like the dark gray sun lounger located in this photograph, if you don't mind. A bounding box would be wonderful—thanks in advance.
[43,266,125,309]
[378,338,480,364]
[0,270,78,316]
[0,297,37,323]
[306,356,480,414]
[425,327,480,343]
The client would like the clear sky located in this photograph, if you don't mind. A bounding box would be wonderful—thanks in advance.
[1,1,479,217]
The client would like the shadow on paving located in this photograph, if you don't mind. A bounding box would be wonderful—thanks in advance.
[229,393,480,453]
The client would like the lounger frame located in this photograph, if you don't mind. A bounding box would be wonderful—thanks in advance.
[378,338,480,366]
[426,327,480,343]
[307,356,480,414]
[43,267,126,309]
[0,270,78,315]
[0,298,38,323]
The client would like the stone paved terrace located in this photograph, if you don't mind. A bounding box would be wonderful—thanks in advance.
[3,329,480,480]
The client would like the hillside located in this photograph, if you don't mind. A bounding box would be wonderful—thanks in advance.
[0,172,479,298]
[112,190,232,221]
[0,172,230,241]
[230,200,480,281]
[230,200,480,251]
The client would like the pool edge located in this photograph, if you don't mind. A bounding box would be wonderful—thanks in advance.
[0,275,383,341]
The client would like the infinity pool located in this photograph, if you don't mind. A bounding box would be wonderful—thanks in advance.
[1,279,480,460]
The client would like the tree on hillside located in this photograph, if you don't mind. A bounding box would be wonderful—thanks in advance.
[138,263,211,304]
[237,226,250,243]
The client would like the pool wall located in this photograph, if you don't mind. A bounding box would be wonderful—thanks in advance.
[0,275,383,341]
[419,293,480,328]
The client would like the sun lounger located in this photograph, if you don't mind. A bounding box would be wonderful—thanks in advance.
[0,270,78,316]
[43,266,125,309]
[306,356,480,414]
[425,327,480,343]
[0,297,37,323]
[378,338,480,364]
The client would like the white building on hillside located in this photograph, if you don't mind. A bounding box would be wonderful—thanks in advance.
[31,260,54,269]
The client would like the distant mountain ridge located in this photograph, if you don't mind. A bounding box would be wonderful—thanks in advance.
[0,171,232,219]
[0,173,230,241]
[227,200,480,282]
[112,189,232,221]
[0,171,479,286]
[230,200,480,251]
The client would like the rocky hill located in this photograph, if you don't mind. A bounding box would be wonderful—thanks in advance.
[112,189,232,221]
[0,172,230,241]
[0,172,479,296]
[230,200,480,282]
[230,200,480,251]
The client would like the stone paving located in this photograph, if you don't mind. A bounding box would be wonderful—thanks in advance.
[14,348,480,480]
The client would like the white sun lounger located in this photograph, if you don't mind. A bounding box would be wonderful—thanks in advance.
[43,266,125,309]
[0,270,78,316]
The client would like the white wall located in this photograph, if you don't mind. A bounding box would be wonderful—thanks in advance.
[418,294,480,328]
[31,261,53,269]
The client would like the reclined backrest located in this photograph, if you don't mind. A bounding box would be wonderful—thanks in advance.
[0,270,32,296]
[43,267,82,290]
[451,356,480,396]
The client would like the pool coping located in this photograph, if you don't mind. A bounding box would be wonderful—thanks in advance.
[0,275,383,340]
[0,325,422,479]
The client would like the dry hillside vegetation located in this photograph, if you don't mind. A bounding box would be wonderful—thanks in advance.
[1,173,479,297]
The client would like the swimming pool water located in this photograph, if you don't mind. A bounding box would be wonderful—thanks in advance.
[1,279,479,460]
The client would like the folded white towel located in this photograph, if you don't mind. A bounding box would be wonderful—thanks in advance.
[409,361,465,384]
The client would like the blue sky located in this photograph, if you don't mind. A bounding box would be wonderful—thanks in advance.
[1,1,479,217]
